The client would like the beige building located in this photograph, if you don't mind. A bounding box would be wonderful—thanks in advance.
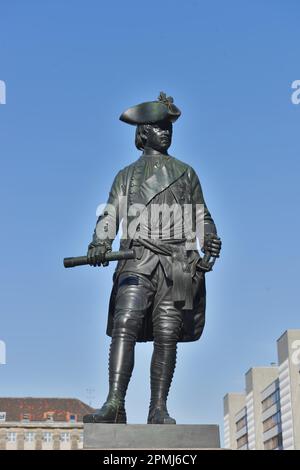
[224,330,300,450]
[0,397,94,450]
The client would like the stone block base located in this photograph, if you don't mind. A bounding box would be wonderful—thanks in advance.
[84,424,220,449]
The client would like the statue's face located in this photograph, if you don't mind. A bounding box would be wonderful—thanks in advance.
[145,122,172,152]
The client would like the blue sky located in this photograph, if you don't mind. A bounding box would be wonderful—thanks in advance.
[0,0,300,432]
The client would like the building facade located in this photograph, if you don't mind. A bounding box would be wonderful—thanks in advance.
[0,397,94,450]
[223,330,300,450]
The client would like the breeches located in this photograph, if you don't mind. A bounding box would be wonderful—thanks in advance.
[112,261,183,344]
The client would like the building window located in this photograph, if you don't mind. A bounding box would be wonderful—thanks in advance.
[25,432,35,442]
[262,389,280,412]
[264,433,283,450]
[45,412,54,422]
[7,432,17,443]
[79,432,84,443]
[43,432,53,443]
[22,413,31,422]
[263,411,281,433]
[69,413,77,423]
[236,433,248,449]
[60,432,70,443]
[236,415,247,432]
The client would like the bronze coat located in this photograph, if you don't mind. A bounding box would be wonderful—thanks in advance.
[93,155,217,343]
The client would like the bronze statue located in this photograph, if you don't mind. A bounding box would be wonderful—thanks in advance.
[79,92,221,424]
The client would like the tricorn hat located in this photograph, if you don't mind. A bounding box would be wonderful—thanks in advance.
[119,92,181,125]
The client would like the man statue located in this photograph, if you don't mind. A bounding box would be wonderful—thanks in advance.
[83,92,222,425]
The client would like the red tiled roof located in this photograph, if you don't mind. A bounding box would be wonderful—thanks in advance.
[0,397,94,422]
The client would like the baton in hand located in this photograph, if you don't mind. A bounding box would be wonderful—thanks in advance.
[63,249,136,268]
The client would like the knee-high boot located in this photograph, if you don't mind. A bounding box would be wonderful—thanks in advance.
[83,314,137,424]
[147,339,177,424]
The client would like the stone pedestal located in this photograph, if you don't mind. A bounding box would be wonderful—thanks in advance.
[84,424,220,449]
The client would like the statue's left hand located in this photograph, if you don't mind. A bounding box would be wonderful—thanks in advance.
[202,234,222,258]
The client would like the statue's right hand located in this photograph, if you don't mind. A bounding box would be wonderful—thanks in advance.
[87,243,108,267]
